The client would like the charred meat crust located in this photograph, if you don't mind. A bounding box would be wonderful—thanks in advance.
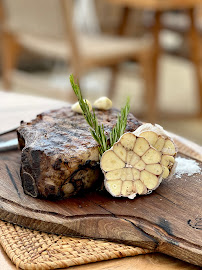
[17,106,142,199]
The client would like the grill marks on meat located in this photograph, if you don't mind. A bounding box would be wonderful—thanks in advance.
[17,106,142,199]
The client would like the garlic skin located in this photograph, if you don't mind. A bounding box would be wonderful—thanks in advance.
[134,123,177,180]
[93,97,112,110]
[72,100,92,113]
[100,125,178,199]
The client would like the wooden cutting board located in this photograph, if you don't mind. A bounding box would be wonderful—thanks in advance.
[0,134,202,266]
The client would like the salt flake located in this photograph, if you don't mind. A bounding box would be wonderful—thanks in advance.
[174,157,201,178]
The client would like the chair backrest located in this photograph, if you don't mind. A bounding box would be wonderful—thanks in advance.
[2,0,73,39]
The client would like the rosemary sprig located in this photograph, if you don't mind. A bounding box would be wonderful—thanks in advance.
[70,74,130,156]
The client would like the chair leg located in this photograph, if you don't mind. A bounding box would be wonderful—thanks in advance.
[139,51,157,123]
[139,10,161,123]
[117,7,130,35]
[187,8,202,117]
[151,11,162,100]
[108,65,119,100]
[107,7,129,101]
[2,32,20,90]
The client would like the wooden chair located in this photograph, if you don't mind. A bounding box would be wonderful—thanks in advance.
[1,0,156,121]
[160,9,202,62]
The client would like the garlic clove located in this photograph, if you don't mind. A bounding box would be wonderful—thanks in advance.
[72,100,92,113]
[93,97,112,110]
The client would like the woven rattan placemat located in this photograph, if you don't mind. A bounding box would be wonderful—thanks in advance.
[0,220,151,270]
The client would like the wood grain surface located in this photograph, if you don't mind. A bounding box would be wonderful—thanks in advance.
[0,145,201,266]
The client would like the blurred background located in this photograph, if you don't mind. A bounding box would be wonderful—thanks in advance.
[0,0,202,144]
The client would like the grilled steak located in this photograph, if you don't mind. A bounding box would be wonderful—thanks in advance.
[17,106,142,199]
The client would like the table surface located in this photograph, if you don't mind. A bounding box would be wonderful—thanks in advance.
[0,91,201,270]
[108,0,202,10]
